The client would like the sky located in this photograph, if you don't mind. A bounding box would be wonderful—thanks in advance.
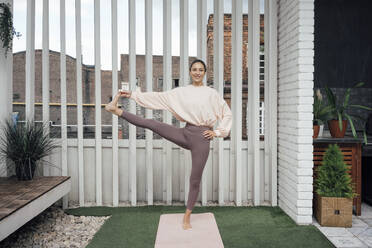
[13,0,264,70]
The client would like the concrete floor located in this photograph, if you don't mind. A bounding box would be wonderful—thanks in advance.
[313,203,372,248]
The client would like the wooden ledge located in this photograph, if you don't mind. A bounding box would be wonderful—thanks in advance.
[0,176,71,241]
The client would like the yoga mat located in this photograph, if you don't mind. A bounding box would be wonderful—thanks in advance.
[155,212,224,248]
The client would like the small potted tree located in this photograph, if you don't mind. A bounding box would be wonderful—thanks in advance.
[0,118,57,180]
[325,82,372,142]
[314,144,355,227]
[313,89,331,138]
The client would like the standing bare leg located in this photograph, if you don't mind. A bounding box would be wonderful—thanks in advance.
[182,128,210,230]
[183,209,192,230]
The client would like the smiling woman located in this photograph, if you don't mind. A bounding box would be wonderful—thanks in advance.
[105,59,232,230]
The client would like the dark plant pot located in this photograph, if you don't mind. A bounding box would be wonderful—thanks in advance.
[328,120,348,138]
[15,160,36,180]
[313,125,320,139]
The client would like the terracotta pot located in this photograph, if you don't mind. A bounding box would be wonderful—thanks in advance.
[313,125,320,138]
[328,120,348,138]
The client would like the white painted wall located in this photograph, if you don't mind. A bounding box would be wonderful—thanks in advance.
[277,0,315,224]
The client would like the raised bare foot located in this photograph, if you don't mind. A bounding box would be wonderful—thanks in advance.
[105,91,121,113]
[105,102,116,112]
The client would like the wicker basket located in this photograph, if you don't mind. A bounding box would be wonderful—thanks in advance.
[315,194,352,227]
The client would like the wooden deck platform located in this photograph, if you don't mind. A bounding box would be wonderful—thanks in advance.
[0,176,71,241]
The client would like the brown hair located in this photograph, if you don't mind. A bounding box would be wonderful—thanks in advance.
[189,59,207,72]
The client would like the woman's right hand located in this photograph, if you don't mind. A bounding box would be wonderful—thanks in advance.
[119,90,131,98]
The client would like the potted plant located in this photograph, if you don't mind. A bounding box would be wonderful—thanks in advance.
[314,144,355,227]
[313,89,331,138]
[0,118,57,180]
[324,82,372,142]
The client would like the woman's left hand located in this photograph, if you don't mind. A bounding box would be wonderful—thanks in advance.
[203,130,216,140]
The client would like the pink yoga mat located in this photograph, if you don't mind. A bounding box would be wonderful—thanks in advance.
[155,212,224,248]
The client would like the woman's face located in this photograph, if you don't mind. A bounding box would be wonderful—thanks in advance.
[190,62,206,83]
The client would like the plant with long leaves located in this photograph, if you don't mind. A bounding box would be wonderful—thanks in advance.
[0,119,58,180]
[313,89,332,125]
[324,82,372,143]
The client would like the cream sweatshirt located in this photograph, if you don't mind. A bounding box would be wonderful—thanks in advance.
[130,84,232,138]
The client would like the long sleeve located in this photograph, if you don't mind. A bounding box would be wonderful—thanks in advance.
[214,96,232,138]
[130,87,173,110]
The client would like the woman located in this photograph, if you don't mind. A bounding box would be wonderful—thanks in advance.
[105,59,232,230]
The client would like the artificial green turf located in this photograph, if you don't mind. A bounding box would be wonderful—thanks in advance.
[65,206,335,248]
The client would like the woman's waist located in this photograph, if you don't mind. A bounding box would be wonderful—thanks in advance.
[185,122,213,130]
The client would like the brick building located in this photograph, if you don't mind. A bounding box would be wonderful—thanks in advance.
[12,14,264,139]
[12,50,197,138]
[206,14,265,138]
[206,14,264,84]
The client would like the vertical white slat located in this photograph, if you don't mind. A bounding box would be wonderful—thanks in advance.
[197,0,208,206]
[42,0,50,177]
[94,0,102,206]
[111,0,119,207]
[266,0,278,206]
[0,0,13,178]
[180,0,189,206]
[145,0,154,205]
[25,0,35,120]
[129,0,137,206]
[75,0,84,206]
[197,0,207,72]
[60,0,68,209]
[232,0,243,206]
[248,0,260,206]
[264,0,269,204]
[163,0,172,205]
[213,0,224,206]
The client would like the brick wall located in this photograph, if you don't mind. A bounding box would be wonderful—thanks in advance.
[13,13,267,140]
[277,0,315,225]
[206,14,264,84]
[12,51,198,138]
[13,50,116,126]
[207,14,264,139]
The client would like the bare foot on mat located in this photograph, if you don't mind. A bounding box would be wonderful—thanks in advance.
[183,215,192,230]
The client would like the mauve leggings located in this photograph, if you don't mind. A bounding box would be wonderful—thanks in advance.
[120,110,210,210]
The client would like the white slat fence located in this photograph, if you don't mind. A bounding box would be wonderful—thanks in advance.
[19,0,278,208]
[111,0,119,207]
[180,0,189,205]
[94,0,103,206]
[128,0,137,206]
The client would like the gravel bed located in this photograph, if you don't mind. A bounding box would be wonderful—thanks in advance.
[0,206,109,248]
